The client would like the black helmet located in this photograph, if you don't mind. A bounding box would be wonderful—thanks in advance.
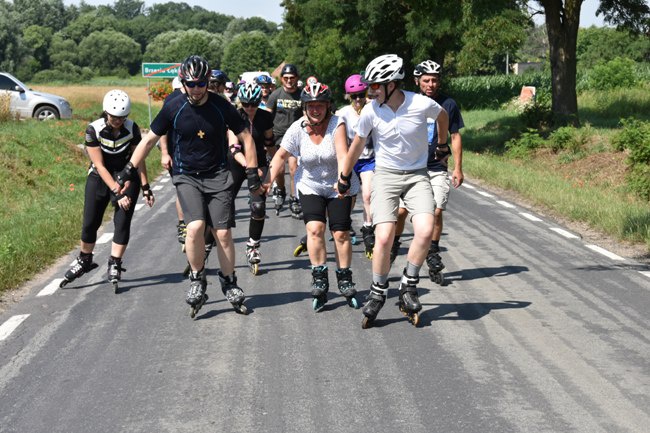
[210,69,229,85]
[281,63,299,77]
[179,55,210,82]
[300,76,331,103]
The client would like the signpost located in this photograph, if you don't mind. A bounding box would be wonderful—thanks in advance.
[141,62,181,124]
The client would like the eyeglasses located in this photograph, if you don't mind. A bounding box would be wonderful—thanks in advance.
[184,81,208,88]
[282,76,297,81]
[241,102,258,108]
[369,83,382,90]
[350,92,366,100]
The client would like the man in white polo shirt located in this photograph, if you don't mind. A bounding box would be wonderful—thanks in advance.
[339,54,448,328]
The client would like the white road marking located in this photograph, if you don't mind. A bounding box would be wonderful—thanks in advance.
[586,245,625,261]
[0,315,30,341]
[520,212,543,222]
[463,183,475,189]
[477,191,494,198]
[639,271,650,280]
[497,200,516,208]
[160,177,170,183]
[96,233,113,244]
[550,228,580,239]
[37,279,64,297]
[135,203,144,211]
[153,185,164,191]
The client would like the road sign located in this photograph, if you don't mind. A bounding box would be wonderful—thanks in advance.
[141,63,181,78]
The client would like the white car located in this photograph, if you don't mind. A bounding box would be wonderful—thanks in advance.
[0,72,72,120]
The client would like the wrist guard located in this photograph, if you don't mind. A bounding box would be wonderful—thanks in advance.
[116,162,135,188]
[338,172,352,194]
[246,167,262,192]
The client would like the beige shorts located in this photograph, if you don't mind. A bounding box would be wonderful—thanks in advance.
[428,170,450,210]
[371,168,434,225]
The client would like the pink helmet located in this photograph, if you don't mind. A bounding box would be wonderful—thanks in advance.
[344,74,368,94]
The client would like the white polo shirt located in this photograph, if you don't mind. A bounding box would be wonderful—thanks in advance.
[356,90,443,171]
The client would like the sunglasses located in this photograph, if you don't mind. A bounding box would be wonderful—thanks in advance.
[350,92,366,100]
[282,76,297,81]
[241,102,258,108]
[369,83,382,90]
[184,81,208,88]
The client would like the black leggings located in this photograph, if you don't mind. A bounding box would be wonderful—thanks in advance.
[81,172,140,245]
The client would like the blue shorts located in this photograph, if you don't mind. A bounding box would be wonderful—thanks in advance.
[354,158,375,176]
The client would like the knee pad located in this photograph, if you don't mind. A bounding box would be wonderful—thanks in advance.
[250,200,266,219]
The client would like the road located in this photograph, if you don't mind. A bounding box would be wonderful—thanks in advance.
[0,172,648,433]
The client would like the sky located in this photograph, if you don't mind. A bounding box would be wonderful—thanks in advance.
[64,0,610,27]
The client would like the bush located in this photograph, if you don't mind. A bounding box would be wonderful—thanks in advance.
[612,118,650,199]
[0,92,12,122]
[505,128,545,158]
[520,89,553,130]
[580,57,638,91]
[548,126,591,154]
[148,80,173,101]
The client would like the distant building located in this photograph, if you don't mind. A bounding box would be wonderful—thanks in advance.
[512,62,544,75]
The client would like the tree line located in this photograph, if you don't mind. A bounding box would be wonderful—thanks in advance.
[0,0,647,124]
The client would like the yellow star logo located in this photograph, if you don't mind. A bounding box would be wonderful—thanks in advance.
[197,130,205,139]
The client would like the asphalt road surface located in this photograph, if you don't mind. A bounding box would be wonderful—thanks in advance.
[1,172,648,433]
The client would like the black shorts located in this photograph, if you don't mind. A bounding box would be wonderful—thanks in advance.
[300,194,352,232]
[173,170,233,229]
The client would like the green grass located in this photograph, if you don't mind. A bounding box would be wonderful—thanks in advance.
[0,101,162,292]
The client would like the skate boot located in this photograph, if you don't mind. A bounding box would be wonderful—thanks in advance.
[389,237,401,265]
[107,256,125,294]
[293,235,308,257]
[361,282,388,329]
[177,220,187,252]
[360,225,375,260]
[335,268,359,309]
[246,240,261,275]
[310,265,329,311]
[272,184,286,216]
[186,268,208,319]
[398,269,422,326]
[349,228,360,245]
[218,271,248,314]
[426,247,445,285]
[59,253,98,288]
[289,196,303,219]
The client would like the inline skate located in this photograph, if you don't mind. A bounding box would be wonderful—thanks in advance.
[246,240,261,275]
[183,239,214,277]
[426,247,445,285]
[361,282,388,329]
[177,220,187,252]
[218,271,248,314]
[289,196,303,219]
[310,265,329,311]
[107,256,125,294]
[59,253,98,288]
[335,268,359,308]
[360,225,375,259]
[293,235,308,257]
[398,269,422,326]
[187,268,208,319]
[272,184,286,216]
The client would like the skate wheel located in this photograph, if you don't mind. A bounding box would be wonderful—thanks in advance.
[249,263,259,275]
[181,244,186,253]
[349,297,359,309]
[312,298,320,311]
[190,307,197,319]
[236,304,249,315]
[411,313,420,326]
[361,316,372,329]
[59,280,68,288]
[433,272,444,285]
[112,282,119,294]
[293,244,305,257]
[365,251,373,260]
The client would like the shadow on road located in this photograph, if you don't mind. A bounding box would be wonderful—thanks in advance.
[419,300,531,325]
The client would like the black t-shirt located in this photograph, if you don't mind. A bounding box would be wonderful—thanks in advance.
[85,117,141,173]
[427,93,464,171]
[151,92,246,176]
[233,107,273,168]
[267,86,302,145]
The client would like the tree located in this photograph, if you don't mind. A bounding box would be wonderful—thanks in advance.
[533,0,649,125]
[222,31,278,79]
[111,0,144,20]
[13,0,68,32]
[63,11,120,43]
[0,1,26,73]
[143,30,225,67]
[577,26,650,70]
[22,25,54,71]
[77,30,142,75]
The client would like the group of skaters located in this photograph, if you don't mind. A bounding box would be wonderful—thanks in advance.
[60,52,464,328]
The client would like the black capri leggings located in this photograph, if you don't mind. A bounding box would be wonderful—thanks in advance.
[81,172,140,245]
[300,194,353,232]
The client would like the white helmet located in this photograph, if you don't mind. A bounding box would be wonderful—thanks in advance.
[363,54,405,84]
[172,76,182,89]
[103,89,131,117]
[414,60,441,77]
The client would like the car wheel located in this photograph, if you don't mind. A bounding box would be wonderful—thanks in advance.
[33,105,60,120]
